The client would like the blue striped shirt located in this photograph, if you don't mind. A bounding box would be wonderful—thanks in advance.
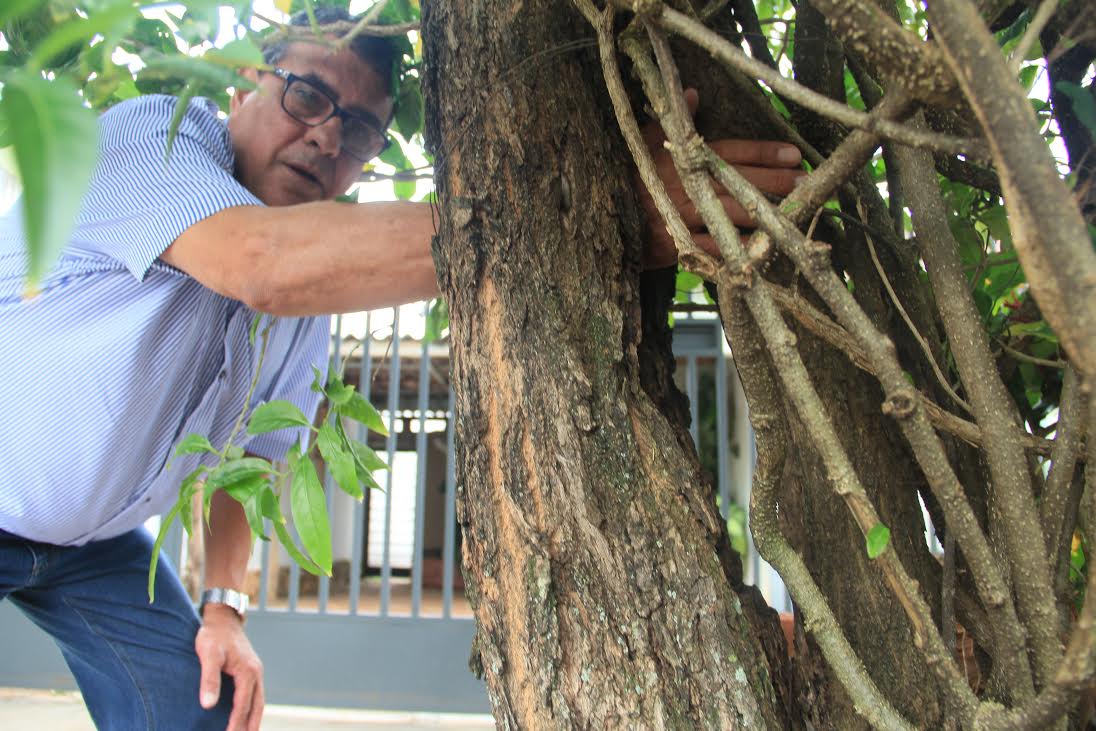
[0,95,329,545]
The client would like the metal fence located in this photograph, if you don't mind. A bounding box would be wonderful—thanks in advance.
[0,304,787,712]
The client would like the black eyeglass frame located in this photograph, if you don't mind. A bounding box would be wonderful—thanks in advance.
[267,67,392,162]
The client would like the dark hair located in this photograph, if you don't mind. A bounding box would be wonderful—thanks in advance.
[262,7,400,97]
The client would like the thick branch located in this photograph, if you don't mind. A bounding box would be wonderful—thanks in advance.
[718,291,917,731]
[927,0,1096,384]
[1041,367,1086,566]
[694,90,1037,705]
[895,134,1060,691]
[801,0,958,105]
[981,402,1096,730]
[633,26,980,722]
[624,5,990,160]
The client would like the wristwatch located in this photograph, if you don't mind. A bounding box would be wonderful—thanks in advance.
[199,587,249,620]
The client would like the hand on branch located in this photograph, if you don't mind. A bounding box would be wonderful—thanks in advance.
[639,89,805,269]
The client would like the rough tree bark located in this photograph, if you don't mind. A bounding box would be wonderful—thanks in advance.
[423,2,792,727]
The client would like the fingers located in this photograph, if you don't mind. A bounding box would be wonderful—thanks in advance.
[196,641,224,711]
[246,680,265,731]
[227,670,255,731]
[733,164,806,198]
[684,88,699,117]
[225,653,263,731]
[707,139,802,168]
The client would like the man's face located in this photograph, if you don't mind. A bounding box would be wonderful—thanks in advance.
[228,41,393,206]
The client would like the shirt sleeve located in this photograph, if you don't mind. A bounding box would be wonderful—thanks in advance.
[70,95,262,280]
[243,313,332,462]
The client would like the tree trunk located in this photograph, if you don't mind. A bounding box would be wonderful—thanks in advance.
[423,2,791,727]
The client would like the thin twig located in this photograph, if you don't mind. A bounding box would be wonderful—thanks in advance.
[1007,0,1059,76]
[860,199,972,414]
[637,5,991,161]
[766,283,1057,456]
[572,0,719,281]
[995,340,1067,369]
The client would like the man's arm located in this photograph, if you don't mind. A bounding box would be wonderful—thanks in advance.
[162,200,440,317]
[194,488,264,731]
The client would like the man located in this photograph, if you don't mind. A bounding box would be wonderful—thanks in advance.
[0,8,804,730]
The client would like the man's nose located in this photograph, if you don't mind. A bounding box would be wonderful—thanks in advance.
[304,115,342,157]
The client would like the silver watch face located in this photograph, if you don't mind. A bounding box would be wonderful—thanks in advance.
[202,588,248,616]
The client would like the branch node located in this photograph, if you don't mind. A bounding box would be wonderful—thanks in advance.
[882,388,918,419]
[632,0,664,20]
[805,238,833,268]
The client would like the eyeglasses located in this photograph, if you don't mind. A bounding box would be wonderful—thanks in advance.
[268,67,391,162]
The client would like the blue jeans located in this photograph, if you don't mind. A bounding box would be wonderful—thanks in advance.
[0,527,233,729]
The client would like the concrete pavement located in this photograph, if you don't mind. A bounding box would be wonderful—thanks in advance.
[0,688,495,730]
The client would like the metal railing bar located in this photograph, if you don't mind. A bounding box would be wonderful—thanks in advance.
[442,385,457,619]
[258,523,271,611]
[380,307,402,616]
[288,552,301,612]
[318,315,343,614]
[411,302,431,617]
[686,356,700,448]
[715,349,731,519]
[350,313,375,615]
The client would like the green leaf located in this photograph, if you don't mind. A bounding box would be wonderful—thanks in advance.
[377,0,416,24]
[147,467,203,601]
[337,418,386,491]
[260,485,284,523]
[310,364,325,393]
[378,137,411,169]
[226,485,270,541]
[273,519,325,576]
[317,422,362,500]
[1057,81,1096,139]
[28,0,138,71]
[866,522,891,559]
[349,441,386,491]
[325,375,355,406]
[290,452,333,575]
[3,70,99,286]
[173,433,217,458]
[249,313,263,346]
[165,84,197,163]
[204,37,266,69]
[0,0,42,27]
[149,497,185,601]
[338,391,388,436]
[205,457,274,491]
[393,178,417,200]
[394,76,423,139]
[423,297,449,344]
[248,400,312,434]
[219,474,268,503]
[225,445,245,461]
[138,55,255,97]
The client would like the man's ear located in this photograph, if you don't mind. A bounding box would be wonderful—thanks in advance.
[229,67,261,114]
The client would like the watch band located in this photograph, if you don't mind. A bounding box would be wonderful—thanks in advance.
[200,587,249,619]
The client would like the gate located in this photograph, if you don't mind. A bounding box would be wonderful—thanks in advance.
[0,306,785,712]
